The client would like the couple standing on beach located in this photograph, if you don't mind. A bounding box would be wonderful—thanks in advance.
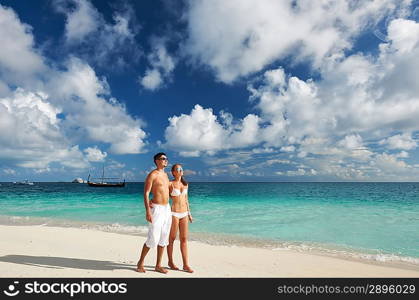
[136,152,194,274]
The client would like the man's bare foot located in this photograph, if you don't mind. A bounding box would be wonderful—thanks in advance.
[155,266,168,274]
[168,262,179,270]
[136,264,146,273]
[183,265,194,273]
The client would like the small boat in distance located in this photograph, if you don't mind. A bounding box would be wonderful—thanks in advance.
[14,179,34,185]
[87,166,125,187]
[72,178,86,183]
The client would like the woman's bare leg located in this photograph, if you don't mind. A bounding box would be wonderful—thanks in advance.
[179,216,193,273]
[167,216,179,270]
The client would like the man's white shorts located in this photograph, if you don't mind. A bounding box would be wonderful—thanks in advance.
[145,203,172,248]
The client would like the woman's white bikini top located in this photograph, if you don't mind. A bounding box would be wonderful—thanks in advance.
[170,185,188,197]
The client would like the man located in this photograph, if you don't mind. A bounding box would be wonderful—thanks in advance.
[136,152,172,273]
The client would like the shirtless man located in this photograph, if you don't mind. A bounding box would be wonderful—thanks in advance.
[136,152,172,274]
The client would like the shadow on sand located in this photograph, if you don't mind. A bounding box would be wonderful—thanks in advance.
[0,255,138,271]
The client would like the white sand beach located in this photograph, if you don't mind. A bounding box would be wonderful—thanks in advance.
[0,225,418,278]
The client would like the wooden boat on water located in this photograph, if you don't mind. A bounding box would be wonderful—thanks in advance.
[87,167,125,187]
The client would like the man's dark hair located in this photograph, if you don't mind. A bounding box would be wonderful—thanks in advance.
[153,152,167,165]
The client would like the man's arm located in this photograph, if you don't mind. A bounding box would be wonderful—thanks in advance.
[143,172,154,223]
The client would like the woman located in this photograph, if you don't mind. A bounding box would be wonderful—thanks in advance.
[167,163,194,273]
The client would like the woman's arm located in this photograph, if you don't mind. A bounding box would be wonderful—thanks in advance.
[185,187,193,223]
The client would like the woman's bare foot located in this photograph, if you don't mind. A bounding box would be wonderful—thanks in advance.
[155,266,168,274]
[183,265,194,273]
[168,262,179,270]
[136,263,146,273]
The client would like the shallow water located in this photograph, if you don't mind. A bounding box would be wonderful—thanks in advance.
[1,182,418,265]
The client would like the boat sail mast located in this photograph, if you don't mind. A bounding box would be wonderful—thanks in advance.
[87,165,125,187]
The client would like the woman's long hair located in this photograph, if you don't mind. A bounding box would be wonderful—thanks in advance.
[171,164,188,186]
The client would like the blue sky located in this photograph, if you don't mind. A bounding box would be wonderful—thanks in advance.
[1,0,419,182]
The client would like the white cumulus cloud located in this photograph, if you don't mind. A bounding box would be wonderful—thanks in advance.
[2,168,16,175]
[84,146,107,162]
[47,57,148,154]
[165,16,419,181]
[140,69,163,91]
[182,0,408,83]
[140,39,176,91]
[54,0,141,69]
[0,89,89,169]
[0,5,149,172]
[58,0,100,42]
[0,4,45,93]
[379,133,417,150]
[247,18,419,155]
[164,104,260,156]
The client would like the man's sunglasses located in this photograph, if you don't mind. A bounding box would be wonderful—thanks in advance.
[157,157,168,161]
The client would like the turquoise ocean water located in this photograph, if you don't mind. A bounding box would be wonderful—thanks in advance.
[1,182,418,265]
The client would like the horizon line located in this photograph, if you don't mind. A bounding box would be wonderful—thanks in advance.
[1,181,419,183]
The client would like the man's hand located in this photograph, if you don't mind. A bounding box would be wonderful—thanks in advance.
[149,201,154,209]
[146,211,152,223]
